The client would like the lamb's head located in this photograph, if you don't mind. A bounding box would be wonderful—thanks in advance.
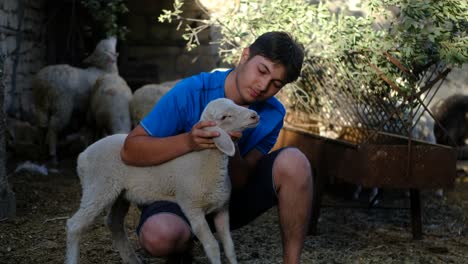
[84,36,119,73]
[200,98,260,157]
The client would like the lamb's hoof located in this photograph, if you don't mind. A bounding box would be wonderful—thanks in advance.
[123,256,143,264]
[165,252,193,264]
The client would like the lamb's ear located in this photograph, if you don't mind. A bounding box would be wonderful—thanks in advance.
[205,126,235,157]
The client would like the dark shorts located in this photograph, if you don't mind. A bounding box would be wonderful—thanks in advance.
[136,147,289,235]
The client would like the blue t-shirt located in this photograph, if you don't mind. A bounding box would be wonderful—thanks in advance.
[140,69,285,156]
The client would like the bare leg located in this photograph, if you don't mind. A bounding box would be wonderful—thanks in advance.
[273,148,313,264]
[213,208,237,264]
[139,214,192,256]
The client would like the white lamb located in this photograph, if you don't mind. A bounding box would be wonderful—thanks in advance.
[87,73,133,142]
[65,98,259,264]
[32,36,118,163]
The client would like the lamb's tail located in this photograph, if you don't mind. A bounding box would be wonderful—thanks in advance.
[76,150,88,183]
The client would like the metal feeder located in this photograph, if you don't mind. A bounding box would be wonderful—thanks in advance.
[274,52,457,239]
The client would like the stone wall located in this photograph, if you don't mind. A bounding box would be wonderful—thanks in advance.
[0,0,47,121]
[120,0,226,88]
[0,0,227,162]
[0,0,48,219]
[0,0,226,120]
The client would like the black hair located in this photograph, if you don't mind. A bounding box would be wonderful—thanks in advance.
[248,31,304,84]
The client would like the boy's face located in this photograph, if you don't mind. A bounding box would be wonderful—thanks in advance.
[235,48,287,105]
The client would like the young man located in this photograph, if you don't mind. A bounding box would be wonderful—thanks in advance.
[120,31,313,264]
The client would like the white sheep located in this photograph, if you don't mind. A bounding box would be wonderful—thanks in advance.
[32,36,118,163]
[87,73,133,142]
[129,80,179,128]
[65,98,260,264]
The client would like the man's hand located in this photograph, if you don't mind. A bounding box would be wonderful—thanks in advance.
[187,121,220,151]
[229,131,243,142]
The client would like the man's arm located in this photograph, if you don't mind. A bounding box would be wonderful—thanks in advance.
[121,121,220,167]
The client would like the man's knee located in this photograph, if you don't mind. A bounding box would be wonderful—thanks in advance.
[139,214,192,256]
[273,147,312,190]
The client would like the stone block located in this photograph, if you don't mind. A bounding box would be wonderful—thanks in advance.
[127,45,182,59]
[7,117,42,145]
[196,28,211,44]
[0,9,7,25]
[23,18,38,32]
[126,15,148,42]
[4,35,16,54]
[0,190,16,219]
[2,0,17,12]
[175,53,195,73]
[7,13,17,28]
[120,60,160,81]
[194,44,219,56]
[148,23,175,43]
[197,54,218,71]
[127,0,170,15]
[19,41,34,55]
[151,56,176,72]
[25,0,45,10]
[12,141,45,161]
[24,7,41,21]
[175,52,218,76]
[6,118,44,160]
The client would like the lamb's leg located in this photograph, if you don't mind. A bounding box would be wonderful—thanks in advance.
[181,207,221,264]
[46,123,58,164]
[65,190,118,264]
[213,208,237,264]
[48,102,73,164]
[107,195,142,264]
[47,110,69,165]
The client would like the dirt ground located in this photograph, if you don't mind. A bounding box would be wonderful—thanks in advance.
[1,157,468,264]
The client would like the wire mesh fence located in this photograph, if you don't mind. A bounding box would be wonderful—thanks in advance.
[280,50,452,145]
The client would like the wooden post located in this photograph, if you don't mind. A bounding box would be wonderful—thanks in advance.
[308,167,322,235]
[410,188,422,240]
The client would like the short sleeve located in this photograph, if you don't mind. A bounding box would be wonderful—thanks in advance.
[140,80,191,137]
[254,120,283,154]
[236,97,285,156]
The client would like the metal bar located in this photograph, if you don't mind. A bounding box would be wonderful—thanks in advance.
[410,189,423,240]
[308,167,322,236]
[382,51,417,81]
[412,68,451,100]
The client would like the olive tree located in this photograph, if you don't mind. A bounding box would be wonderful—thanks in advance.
[81,0,129,39]
[159,0,467,105]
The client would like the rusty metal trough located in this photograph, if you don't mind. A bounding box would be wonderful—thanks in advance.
[273,49,460,239]
[273,125,457,239]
